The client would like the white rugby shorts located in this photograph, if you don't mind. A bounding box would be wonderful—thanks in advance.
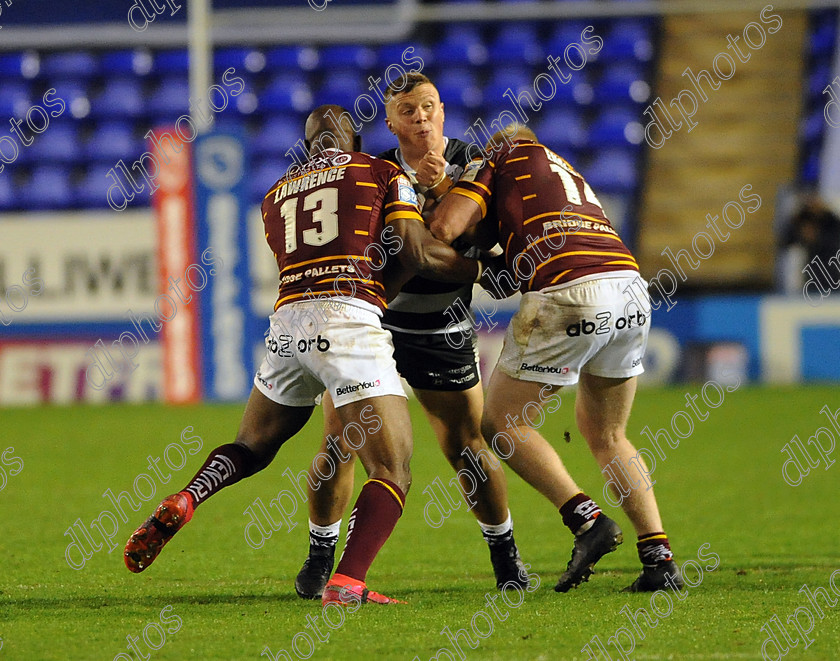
[497,273,649,386]
[254,300,406,408]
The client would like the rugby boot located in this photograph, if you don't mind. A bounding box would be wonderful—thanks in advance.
[124,492,193,573]
[555,514,623,592]
[623,560,685,592]
[321,573,406,606]
[489,537,529,590]
[295,545,335,599]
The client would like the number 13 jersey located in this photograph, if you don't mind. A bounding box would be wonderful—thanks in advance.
[261,149,422,314]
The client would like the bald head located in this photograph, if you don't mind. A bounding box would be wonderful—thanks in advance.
[486,123,538,151]
[305,104,361,155]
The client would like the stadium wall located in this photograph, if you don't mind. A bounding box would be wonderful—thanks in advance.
[2,208,839,406]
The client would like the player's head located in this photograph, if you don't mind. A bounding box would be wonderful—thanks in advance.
[384,73,445,155]
[486,123,537,153]
[304,104,361,155]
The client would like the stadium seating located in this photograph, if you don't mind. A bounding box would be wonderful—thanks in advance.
[39,51,99,79]
[19,166,74,209]
[89,78,145,119]
[28,122,81,163]
[1,7,832,212]
[84,122,144,162]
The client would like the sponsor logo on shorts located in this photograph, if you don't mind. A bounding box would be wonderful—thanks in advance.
[255,371,273,390]
[265,333,293,357]
[631,357,642,367]
[565,311,646,337]
[335,379,381,397]
[520,363,569,374]
[296,334,331,353]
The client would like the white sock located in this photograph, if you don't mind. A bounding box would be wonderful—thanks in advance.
[309,519,341,538]
[478,511,513,537]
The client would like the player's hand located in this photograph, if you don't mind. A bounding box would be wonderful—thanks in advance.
[415,150,448,189]
[478,255,519,299]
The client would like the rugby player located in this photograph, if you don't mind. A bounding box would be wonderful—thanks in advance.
[123,105,488,605]
[429,125,685,593]
[295,74,527,599]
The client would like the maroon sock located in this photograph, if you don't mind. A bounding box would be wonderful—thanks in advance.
[559,492,602,535]
[182,443,260,509]
[637,532,673,566]
[334,478,405,583]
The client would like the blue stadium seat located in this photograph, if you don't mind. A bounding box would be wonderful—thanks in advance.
[810,12,839,58]
[534,108,588,149]
[376,43,433,72]
[800,149,820,184]
[442,108,472,141]
[484,66,534,103]
[250,158,293,201]
[314,69,367,108]
[265,46,320,72]
[583,149,639,193]
[809,64,834,101]
[40,51,98,78]
[147,76,190,117]
[434,25,488,67]
[214,47,260,72]
[85,122,143,162]
[101,49,154,77]
[19,166,74,209]
[77,162,151,208]
[0,173,16,210]
[434,67,483,109]
[0,81,32,118]
[319,45,376,71]
[154,49,190,75]
[76,163,114,208]
[90,77,145,119]
[252,115,301,158]
[362,120,394,157]
[0,52,28,78]
[589,107,642,147]
[29,122,81,163]
[48,79,90,117]
[599,19,654,62]
[801,106,827,145]
[595,63,648,105]
[488,23,543,66]
[546,22,592,55]
[259,74,314,113]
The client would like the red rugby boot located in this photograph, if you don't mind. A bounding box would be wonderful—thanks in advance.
[124,492,194,573]
[321,573,406,606]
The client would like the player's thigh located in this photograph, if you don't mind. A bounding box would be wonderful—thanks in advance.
[236,386,314,460]
[414,382,483,456]
[334,395,413,476]
[574,373,637,447]
[482,368,560,437]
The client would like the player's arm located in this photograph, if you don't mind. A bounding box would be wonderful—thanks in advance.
[389,217,479,285]
[428,190,484,245]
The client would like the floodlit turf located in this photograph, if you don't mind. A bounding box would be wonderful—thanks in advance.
[2,385,839,660]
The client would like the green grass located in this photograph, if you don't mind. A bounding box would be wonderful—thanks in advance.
[1,385,839,660]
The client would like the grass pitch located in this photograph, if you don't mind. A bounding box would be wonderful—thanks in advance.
[1,385,839,660]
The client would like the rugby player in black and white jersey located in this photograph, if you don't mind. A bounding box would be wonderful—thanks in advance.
[295,74,527,598]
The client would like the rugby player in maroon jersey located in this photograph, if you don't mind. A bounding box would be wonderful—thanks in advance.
[123,105,491,605]
[295,74,528,599]
[430,125,684,593]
